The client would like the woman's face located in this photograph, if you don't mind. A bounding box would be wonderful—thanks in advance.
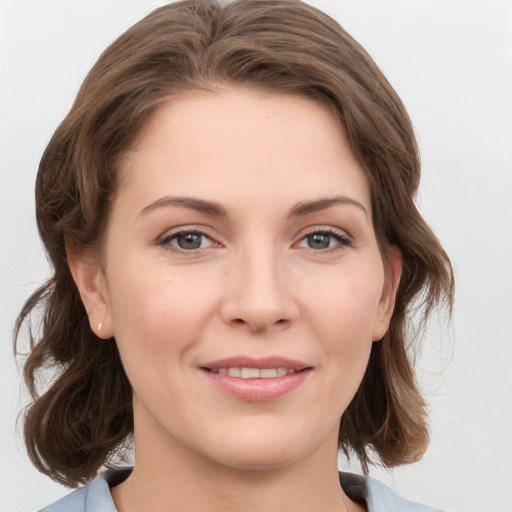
[75,88,399,472]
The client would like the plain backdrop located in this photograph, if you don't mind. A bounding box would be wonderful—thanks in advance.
[1,1,511,511]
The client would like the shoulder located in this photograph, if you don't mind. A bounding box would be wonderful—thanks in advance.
[38,468,131,512]
[339,472,446,512]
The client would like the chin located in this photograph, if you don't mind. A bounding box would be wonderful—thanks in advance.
[199,424,323,472]
[211,447,300,472]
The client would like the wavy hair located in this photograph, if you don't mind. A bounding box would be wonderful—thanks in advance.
[15,0,454,487]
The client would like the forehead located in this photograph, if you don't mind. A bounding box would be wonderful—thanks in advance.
[118,88,371,214]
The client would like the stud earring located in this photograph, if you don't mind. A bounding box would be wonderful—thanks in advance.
[98,322,102,331]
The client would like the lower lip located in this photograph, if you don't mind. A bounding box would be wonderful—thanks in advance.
[201,369,311,402]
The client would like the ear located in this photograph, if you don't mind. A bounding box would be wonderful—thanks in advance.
[67,249,114,339]
[372,246,402,341]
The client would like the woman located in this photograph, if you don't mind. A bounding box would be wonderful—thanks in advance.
[15,0,454,511]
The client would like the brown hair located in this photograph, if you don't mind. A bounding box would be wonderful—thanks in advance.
[15,0,454,487]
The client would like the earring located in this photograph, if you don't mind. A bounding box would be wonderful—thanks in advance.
[98,322,103,331]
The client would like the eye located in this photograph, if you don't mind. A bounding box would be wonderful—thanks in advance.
[296,229,352,251]
[160,230,217,252]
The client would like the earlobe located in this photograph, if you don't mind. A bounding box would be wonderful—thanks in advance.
[372,246,402,341]
[67,249,114,339]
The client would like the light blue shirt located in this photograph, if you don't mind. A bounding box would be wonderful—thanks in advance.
[39,467,445,512]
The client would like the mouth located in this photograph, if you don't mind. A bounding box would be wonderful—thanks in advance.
[203,367,304,378]
[199,357,313,401]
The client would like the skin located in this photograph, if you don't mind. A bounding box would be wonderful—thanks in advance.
[70,88,401,512]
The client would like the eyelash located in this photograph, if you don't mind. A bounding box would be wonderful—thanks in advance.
[158,229,220,253]
[157,227,353,254]
[295,228,353,252]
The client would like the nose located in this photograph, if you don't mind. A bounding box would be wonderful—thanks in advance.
[220,246,298,333]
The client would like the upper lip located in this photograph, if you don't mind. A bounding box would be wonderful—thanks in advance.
[200,356,311,371]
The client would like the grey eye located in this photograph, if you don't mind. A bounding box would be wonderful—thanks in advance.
[160,229,217,253]
[307,233,332,249]
[175,232,204,250]
[296,230,351,251]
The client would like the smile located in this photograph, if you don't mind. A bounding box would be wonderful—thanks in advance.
[199,357,312,401]
[209,367,296,378]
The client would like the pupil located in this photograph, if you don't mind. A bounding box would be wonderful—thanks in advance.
[308,233,330,249]
[178,233,202,250]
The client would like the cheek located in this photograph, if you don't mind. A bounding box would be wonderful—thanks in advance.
[105,263,219,374]
[308,267,384,343]
[303,265,384,381]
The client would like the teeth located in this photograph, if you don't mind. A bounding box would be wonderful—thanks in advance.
[214,367,296,379]
[241,367,260,379]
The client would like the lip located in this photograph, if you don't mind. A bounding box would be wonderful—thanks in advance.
[199,356,313,402]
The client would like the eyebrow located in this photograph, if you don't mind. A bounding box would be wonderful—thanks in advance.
[289,196,368,218]
[139,196,227,218]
